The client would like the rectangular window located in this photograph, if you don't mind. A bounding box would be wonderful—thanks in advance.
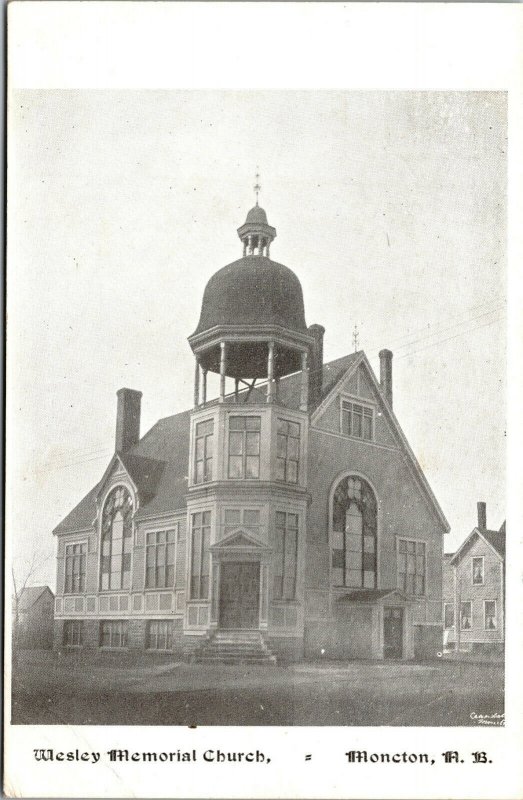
[472,556,484,585]
[341,401,373,441]
[274,512,298,600]
[146,620,173,650]
[228,416,261,479]
[190,511,211,599]
[64,542,87,593]
[460,601,472,630]
[444,603,454,630]
[63,620,84,647]
[484,600,497,630]
[397,539,426,596]
[276,419,300,483]
[100,620,128,648]
[224,508,261,538]
[194,419,213,484]
[145,529,176,588]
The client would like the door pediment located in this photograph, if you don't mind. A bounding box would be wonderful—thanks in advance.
[211,527,270,552]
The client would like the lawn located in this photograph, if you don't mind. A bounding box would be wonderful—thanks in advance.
[11,650,504,726]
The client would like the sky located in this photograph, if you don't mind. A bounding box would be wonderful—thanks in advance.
[7,90,506,589]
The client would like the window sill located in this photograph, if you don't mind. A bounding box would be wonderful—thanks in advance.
[271,599,300,605]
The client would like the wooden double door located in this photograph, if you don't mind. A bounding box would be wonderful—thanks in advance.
[383,606,404,659]
[219,562,260,629]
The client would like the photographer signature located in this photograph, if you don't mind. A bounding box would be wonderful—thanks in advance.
[470,712,504,726]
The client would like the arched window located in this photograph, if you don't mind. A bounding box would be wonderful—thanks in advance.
[331,475,377,589]
[100,486,133,590]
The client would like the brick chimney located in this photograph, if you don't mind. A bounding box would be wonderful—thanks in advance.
[379,349,393,407]
[308,324,325,408]
[115,388,142,452]
[477,501,487,530]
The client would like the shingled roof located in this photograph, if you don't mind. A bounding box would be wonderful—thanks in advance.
[53,356,361,536]
[16,585,54,611]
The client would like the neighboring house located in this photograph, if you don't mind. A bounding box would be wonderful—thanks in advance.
[443,503,505,654]
[52,203,450,662]
[13,585,55,649]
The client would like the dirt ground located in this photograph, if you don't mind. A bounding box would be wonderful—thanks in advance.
[11,650,504,726]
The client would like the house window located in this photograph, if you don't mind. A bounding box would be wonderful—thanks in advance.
[100,620,128,648]
[224,509,261,538]
[194,419,213,484]
[460,601,472,630]
[484,600,497,630]
[64,542,86,593]
[398,540,426,596]
[146,620,173,650]
[444,603,454,630]
[472,556,484,585]
[228,416,261,479]
[274,512,298,600]
[145,529,176,589]
[63,620,84,647]
[276,419,300,483]
[190,511,211,599]
[331,476,377,589]
[100,486,133,591]
[341,400,373,441]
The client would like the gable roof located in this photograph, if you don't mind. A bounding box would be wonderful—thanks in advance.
[53,350,448,535]
[16,585,54,611]
[450,523,506,565]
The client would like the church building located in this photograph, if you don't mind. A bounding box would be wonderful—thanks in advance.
[53,202,450,662]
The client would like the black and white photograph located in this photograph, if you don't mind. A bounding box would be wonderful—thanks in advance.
[5,4,522,799]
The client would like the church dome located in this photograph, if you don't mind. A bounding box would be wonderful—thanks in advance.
[245,205,268,224]
[193,255,307,336]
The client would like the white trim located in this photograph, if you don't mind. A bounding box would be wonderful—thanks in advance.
[97,481,137,594]
[471,555,485,586]
[451,528,504,566]
[310,426,398,453]
[339,394,376,442]
[142,522,180,592]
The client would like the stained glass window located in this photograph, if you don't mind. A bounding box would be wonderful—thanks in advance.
[100,486,133,591]
[331,476,377,588]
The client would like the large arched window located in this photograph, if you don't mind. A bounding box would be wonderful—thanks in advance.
[331,475,377,589]
[100,486,133,590]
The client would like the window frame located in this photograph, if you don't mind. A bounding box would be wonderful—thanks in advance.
[194,418,214,484]
[99,484,134,592]
[460,600,473,630]
[471,556,485,586]
[146,619,174,651]
[340,396,374,442]
[273,511,299,601]
[330,474,378,590]
[63,619,84,647]
[144,525,178,590]
[190,510,211,600]
[227,415,261,480]
[397,537,426,597]
[64,540,88,595]
[276,418,301,484]
[443,602,455,630]
[223,508,261,538]
[484,600,497,631]
[99,619,129,649]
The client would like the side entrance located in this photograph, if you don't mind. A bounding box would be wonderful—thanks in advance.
[219,562,260,629]
[383,606,404,658]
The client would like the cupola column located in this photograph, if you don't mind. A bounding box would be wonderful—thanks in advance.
[267,341,275,403]
[202,368,208,405]
[300,351,309,411]
[194,360,200,408]
[219,341,227,402]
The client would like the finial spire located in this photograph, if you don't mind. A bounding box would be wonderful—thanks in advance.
[352,324,360,353]
[254,167,261,206]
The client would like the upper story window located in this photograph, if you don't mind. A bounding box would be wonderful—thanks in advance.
[145,529,176,589]
[190,511,211,599]
[64,542,86,593]
[224,509,261,538]
[331,476,377,589]
[100,486,133,591]
[228,416,261,479]
[472,556,484,585]
[276,419,300,483]
[341,400,373,441]
[398,539,426,596]
[274,512,299,600]
[194,419,213,484]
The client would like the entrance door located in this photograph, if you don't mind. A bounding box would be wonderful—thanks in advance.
[383,607,404,659]
[219,562,260,629]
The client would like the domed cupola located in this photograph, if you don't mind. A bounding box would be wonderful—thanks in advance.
[188,184,316,407]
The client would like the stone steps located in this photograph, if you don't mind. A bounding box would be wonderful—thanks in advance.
[193,630,277,665]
